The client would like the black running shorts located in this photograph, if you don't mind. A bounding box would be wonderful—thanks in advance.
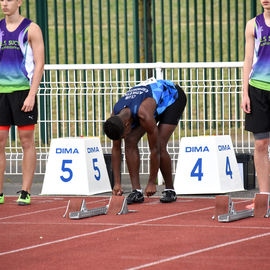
[245,85,270,133]
[0,90,38,126]
[156,84,187,125]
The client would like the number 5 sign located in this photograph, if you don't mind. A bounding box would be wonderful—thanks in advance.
[41,137,112,195]
[174,135,244,194]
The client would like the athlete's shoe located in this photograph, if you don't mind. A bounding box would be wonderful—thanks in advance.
[160,190,177,203]
[0,193,4,204]
[126,190,144,205]
[17,190,31,206]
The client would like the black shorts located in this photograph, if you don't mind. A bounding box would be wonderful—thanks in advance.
[245,85,270,133]
[0,90,38,126]
[156,84,187,125]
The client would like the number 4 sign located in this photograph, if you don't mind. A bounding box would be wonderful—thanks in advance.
[174,135,244,194]
[190,156,233,181]
[41,137,112,195]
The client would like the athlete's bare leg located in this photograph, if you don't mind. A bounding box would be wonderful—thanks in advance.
[254,138,270,193]
[0,130,9,194]
[18,129,36,193]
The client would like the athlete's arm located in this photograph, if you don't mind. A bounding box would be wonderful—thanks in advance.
[241,18,255,114]
[21,22,45,112]
[112,139,123,195]
[138,98,160,196]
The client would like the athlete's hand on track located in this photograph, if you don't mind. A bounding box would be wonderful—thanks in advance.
[112,184,123,196]
[145,182,156,197]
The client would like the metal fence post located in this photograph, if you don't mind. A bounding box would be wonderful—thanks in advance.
[250,0,257,18]
[35,0,49,64]
[35,0,49,144]
[133,0,140,64]
[133,0,140,82]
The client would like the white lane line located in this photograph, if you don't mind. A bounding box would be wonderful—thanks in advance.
[0,222,269,231]
[0,206,66,221]
[0,206,212,256]
[126,232,270,270]
[0,198,108,221]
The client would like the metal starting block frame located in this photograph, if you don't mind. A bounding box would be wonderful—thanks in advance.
[254,193,270,218]
[213,194,270,223]
[63,195,136,219]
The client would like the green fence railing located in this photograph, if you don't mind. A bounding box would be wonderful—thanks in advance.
[3,0,263,144]
[13,0,263,65]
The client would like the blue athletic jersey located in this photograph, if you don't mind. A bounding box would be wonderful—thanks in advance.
[113,79,178,128]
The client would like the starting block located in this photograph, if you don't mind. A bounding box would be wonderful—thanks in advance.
[213,194,270,222]
[212,195,253,222]
[254,193,270,218]
[63,195,136,219]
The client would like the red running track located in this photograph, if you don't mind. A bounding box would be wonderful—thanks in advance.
[0,196,270,270]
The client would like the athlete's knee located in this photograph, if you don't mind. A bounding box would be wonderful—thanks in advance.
[255,139,269,153]
[21,139,35,151]
[125,143,138,156]
[0,131,9,149]
[125,135,140,148]
[160,150,170,162]
[19,134,35,149]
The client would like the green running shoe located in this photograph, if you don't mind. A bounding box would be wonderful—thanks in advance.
[0,193,4,204]
[17,190,31,205]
